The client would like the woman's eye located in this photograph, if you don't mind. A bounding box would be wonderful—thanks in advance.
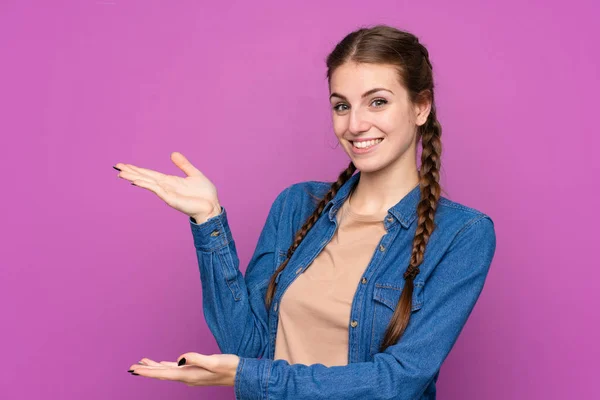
[332,99,386,112]
[371,98,388,107]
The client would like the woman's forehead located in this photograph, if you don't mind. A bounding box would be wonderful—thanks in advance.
[329,63,403,95]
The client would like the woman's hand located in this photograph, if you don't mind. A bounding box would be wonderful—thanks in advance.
[127,352,240,387]
[114,151,221,223]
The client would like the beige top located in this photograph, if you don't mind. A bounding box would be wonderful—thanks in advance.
[274,195,389,366]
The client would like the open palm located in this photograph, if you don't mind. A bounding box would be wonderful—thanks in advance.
[115,151,221,221]
[128,352,239,387]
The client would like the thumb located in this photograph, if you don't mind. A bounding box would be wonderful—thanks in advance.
[170,151,203,178]
[177,352,215,369]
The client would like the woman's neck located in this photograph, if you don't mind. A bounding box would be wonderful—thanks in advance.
[349,166,420,216]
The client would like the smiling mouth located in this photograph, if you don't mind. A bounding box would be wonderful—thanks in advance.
[351,138,383,149]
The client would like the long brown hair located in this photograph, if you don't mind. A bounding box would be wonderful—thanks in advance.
[264,24,442,353]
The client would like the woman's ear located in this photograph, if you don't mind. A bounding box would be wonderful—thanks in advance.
[414,91,432,126]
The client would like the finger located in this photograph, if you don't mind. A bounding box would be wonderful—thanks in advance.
[129,365,214,383]
[118,170,154,185]
[159,361,179,367]
[139,358,162,367]
[114,163,133,173]
[125,163,168,182]
[170,152,204,178]
[129,179,169,200]
[114,163,146,177]
[128,364,166,372]
[128,366,183,381]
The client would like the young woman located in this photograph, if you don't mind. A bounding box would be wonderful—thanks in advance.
[118,24,497,399]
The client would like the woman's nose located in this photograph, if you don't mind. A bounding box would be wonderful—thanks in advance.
[348,108,371,135]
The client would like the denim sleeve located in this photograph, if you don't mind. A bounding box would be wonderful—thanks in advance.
[190,186,290,358]
[233,215,497,400]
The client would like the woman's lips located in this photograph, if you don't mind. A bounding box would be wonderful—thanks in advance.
[350,138,383,154]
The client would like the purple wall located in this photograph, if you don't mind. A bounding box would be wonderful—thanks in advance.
[2,1,598,398]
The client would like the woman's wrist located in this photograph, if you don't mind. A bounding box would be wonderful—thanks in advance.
[228,356,240,387]
[191,202,221,224]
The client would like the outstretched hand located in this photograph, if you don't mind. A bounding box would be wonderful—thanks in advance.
[114,151,221,222]
[127,352,240,387]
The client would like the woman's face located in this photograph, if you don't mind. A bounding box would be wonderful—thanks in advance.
[328,62,429,174]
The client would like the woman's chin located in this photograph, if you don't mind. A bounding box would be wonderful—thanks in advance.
[350,159,386,173]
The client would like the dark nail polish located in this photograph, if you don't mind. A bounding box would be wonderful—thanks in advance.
[131,183,136,186]
[131,372,139,376]
[178,357,186,366]
[127,369,134,372]
[113,166,121,171]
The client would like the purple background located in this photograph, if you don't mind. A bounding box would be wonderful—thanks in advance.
[1,1,598,398]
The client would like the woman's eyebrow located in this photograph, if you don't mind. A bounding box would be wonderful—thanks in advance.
[329,87,394,101]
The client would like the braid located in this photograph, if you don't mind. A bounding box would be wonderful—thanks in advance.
[379,104,442,352]
[264,161,357,310]
[404,106,442,280]
[418,44,433,70]
[412,37,433,70]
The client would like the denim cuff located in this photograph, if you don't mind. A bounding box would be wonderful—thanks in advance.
[234,357,273,400]
[189,206,233,252]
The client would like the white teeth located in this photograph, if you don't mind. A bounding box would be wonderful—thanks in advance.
[352,138,383,149]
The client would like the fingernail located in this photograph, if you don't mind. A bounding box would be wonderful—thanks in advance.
[127,369,134,372]
[178,357,186,366]
[131,372,139,376]
[131,183,136,186]
[113,166,121,171]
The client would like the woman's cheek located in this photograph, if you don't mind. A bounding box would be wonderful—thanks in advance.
[332,119,348,139]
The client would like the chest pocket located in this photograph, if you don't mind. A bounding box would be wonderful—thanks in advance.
[370,281,424,357]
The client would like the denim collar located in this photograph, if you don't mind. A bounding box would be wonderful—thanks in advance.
[324,171,421,229]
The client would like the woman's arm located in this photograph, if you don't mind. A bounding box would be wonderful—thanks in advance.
[233,216,497,400]
[190,186,291,358]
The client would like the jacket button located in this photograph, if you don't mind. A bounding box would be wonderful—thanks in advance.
[361,277,367,284]
[350,320,358,328]
[386,216,393,222]
[379,244,386,252]
[273,301,278,312]
[295,267,303,274]
[210,230,220,237]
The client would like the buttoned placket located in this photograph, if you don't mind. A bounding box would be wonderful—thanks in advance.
[346,213,399,362]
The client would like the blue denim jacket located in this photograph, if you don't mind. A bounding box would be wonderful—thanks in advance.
[190,171,496,399]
